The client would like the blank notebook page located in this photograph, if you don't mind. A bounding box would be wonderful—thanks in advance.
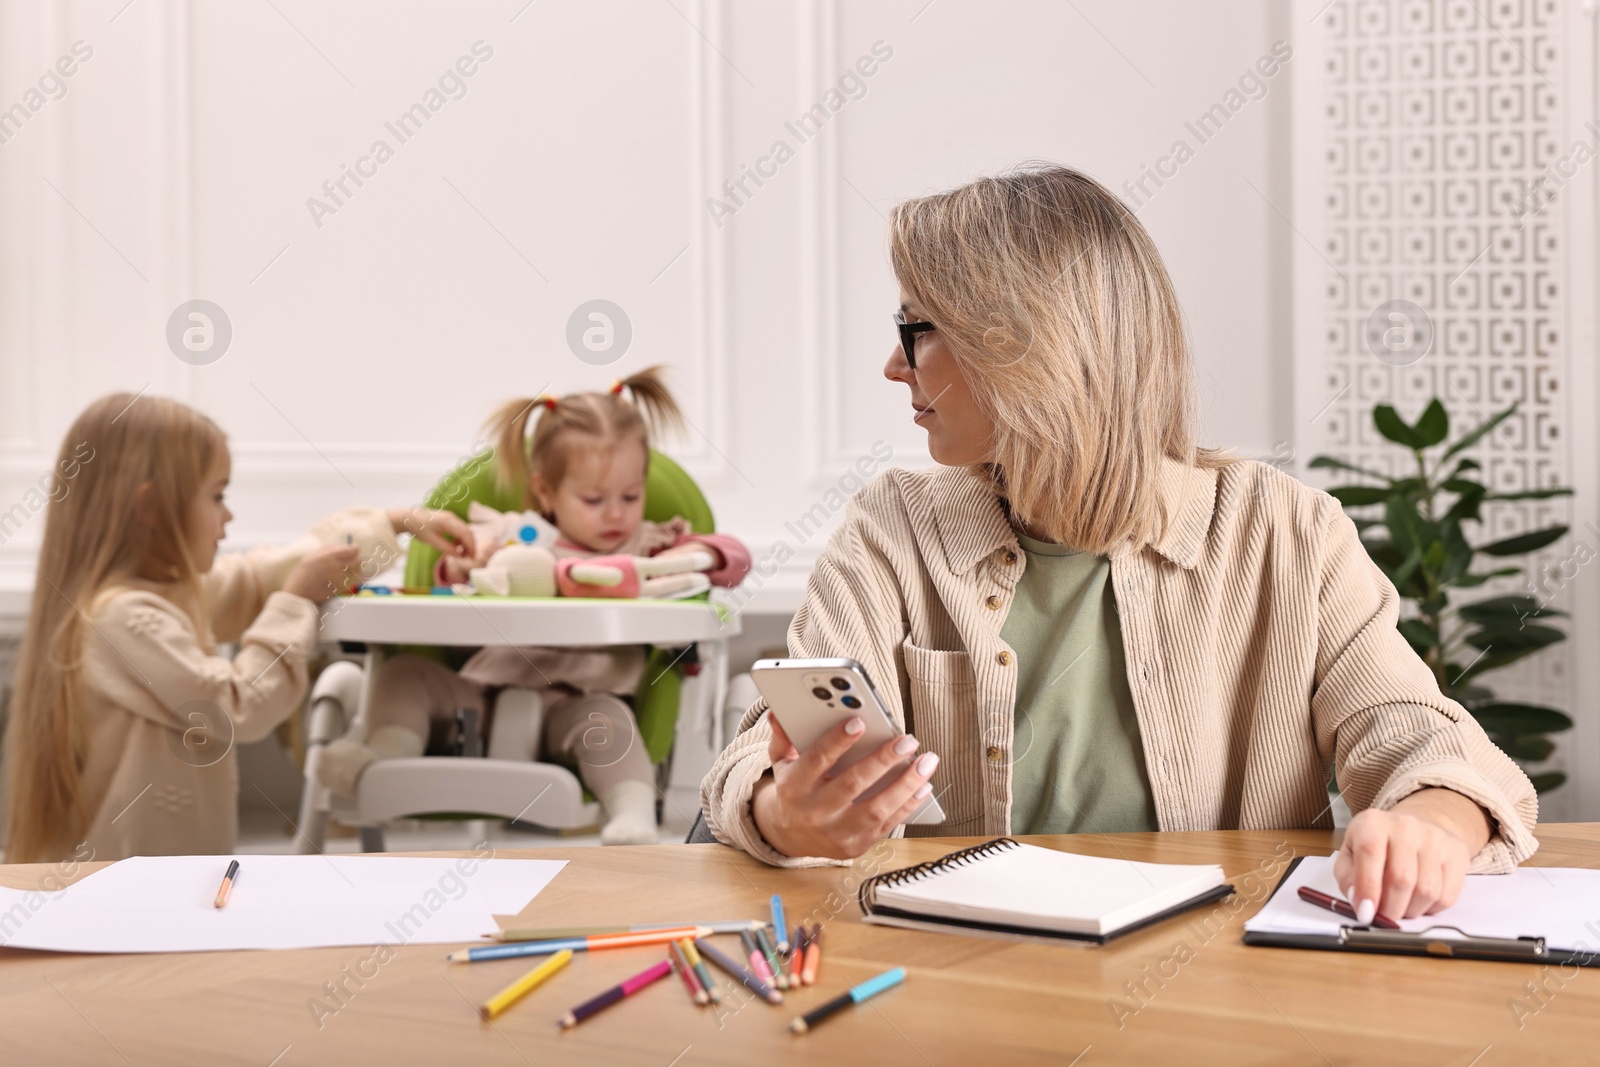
[874,842,1227,936]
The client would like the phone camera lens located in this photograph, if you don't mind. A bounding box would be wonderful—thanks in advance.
[840,694,861,709]
[811,686,833,700]
[829,676,850,691]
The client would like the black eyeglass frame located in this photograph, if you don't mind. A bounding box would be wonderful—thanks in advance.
[893,309,936,370]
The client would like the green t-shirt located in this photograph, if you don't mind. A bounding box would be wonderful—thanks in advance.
[1002,530,1159,835]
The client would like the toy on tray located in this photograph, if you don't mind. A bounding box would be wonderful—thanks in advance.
[557,548,716,600]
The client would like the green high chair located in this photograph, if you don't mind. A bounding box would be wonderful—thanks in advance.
[295,447,739,851]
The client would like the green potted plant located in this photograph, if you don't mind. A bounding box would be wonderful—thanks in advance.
[1311,399,1574,791]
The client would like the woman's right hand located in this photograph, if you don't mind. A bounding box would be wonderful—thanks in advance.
[282,545,361,604]
[750,713,940,860]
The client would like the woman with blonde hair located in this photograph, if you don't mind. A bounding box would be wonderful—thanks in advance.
[701,163,1537,924]
[4,393,473,862]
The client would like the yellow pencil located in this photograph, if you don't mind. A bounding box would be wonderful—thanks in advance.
[479,948,573,1020]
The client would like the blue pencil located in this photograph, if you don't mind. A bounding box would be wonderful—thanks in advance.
[790,967,907,1034]
[446,924,711,963]
[771,894,789,953]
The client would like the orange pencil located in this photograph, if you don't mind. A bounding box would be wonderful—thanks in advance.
[801,923,821,985]
[213,860,239,909]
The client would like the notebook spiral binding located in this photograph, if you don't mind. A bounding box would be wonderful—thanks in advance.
[857,837,1021,916]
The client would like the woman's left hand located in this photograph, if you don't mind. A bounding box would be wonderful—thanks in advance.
[388,507,476,558]
[1332,787,1492,922]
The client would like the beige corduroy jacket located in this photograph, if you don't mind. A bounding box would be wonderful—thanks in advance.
[700,459,1540,872]
[78,509,400,860]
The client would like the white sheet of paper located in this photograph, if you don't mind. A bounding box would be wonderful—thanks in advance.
[1244,854,1600,953]
[0,854,567,954]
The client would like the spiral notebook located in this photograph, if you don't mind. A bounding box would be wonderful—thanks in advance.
[858,838,1234,945]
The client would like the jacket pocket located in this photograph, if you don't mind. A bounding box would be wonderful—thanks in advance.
[900,637,983,833]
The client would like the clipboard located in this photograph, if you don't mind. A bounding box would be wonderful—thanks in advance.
[1242,856,1600,968]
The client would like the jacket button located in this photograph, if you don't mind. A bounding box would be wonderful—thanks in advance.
[985,594,1002,610]
[986,745,1004,762]
[1002,550,1018,565]
[996,651,1013,666]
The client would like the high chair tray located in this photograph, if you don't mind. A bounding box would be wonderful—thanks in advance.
[318,595,739,646]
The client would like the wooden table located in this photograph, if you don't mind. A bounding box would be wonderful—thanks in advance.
[2,826,1596,1066]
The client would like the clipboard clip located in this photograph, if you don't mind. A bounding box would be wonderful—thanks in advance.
[1340,924,1548,961]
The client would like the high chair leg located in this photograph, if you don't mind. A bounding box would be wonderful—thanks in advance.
[487,687,545,762]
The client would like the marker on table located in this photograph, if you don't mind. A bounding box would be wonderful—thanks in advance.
[480,949,573,1020]
[771,895,789,953]
[668,940,708,1006]
[213,860,239,909]
[790,967,906,1035]
[680,938,720,1005]
[1297,886,1401,930]
[801,924,821,986]
[558,959,673,1029]
[695,937,781,1005]
[492,920,761,942]
[448,925,711,963]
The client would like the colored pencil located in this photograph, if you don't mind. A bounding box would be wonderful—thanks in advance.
[680,938,720,1005]
[559,959,673,1029]
[493,920,761,942]
[669,941,708,1005]
[754,926,787,990]
[480,949,573,1020]
[213,860,239,909]
[740,929,778,989]
[792,926,810,986]
[801,924,821,986]
[771,895,789,953]
[448,925,711,963]
[790,967,906,1035]
[695,937,781,1005]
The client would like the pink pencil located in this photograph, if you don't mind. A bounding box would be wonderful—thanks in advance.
[559,959,673,1029]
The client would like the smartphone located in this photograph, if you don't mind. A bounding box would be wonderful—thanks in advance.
[750,656,945,827]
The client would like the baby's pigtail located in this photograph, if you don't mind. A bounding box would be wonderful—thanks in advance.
[615,364,686,445]
[485,396,545,507]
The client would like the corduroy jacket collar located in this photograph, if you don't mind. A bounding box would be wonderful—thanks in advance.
[930,456,1219,574]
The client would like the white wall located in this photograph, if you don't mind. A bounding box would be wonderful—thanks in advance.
[0,0,1297,609]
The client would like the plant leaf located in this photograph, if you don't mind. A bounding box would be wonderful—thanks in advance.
[1415,399,1449,446]
[1477,526,1569,556]
[1309,455,1391,481]
[1456,596,1566,624]
[1503,735,1555,761]
[1374,404,1428,449]
[1470,702,1574,735]
[1454,646,1540,684]
[1451,566,1521,588]
[1483,488,1575,501]
[1528,772,1567,793]
[1464,623,1565,651]
[1441,403,1517,461]
[1330,486,1393,507]
[1398,618,1439,650]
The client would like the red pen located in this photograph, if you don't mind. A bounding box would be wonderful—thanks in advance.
[1297,886,1401,930]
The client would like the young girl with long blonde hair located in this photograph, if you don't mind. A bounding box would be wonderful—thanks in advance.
[4,393,473,862]
[316,366,750,845]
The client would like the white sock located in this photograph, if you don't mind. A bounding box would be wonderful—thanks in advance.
[597,779,658,845]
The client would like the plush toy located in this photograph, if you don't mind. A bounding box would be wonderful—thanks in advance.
[469,543,557,597]
[557,548,717,600]
[467,501,560,553]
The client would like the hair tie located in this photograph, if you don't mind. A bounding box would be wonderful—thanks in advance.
[534,394,558,411]
[609,379,626,397]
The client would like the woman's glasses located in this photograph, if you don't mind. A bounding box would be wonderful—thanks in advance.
[893,309,935,371]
